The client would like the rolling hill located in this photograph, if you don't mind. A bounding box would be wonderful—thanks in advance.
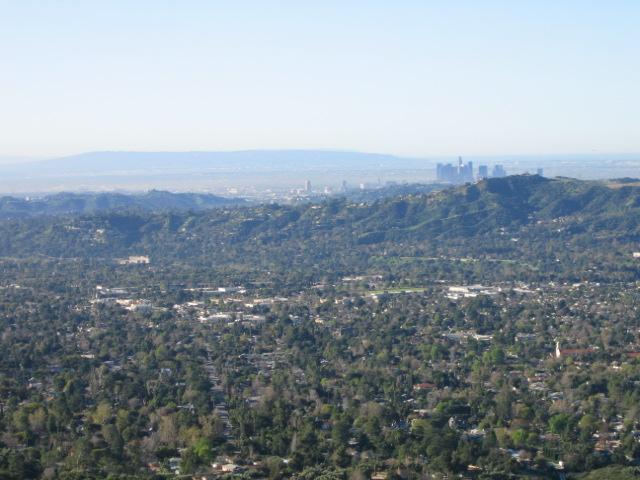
[0,174,639,285]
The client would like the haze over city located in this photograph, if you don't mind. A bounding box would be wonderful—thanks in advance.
[2,1,639,165]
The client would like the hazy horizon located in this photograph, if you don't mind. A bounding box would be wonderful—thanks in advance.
[1,149,640,197]
[1,148,640,167]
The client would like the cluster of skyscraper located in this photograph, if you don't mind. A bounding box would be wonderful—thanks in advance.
[436,157,507,184]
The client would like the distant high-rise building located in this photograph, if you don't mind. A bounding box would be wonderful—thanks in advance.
[478,165,488,179]
[304,180,311,191]
[492,165,507,178]
[436,157,474,184]
[537,168,543,177]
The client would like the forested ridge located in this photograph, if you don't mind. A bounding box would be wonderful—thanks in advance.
[2,175,640,284]
[2,175,640,479]
[0,190,245,219]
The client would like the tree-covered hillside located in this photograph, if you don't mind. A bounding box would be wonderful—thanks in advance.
[1,175,640,285]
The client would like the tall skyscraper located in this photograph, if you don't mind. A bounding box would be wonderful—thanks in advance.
[436,157,474,184]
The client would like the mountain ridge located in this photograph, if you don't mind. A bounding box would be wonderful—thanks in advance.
[1,175,639,288]
[1,150,407,175]
[0,190,246,218]
[3,150,640,195]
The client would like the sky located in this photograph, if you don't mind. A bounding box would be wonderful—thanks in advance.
[1,0,639,161]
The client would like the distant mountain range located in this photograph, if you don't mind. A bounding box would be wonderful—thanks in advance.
[4,149,639,176]
[0,190,246,218]
[1,150,408,175]
[1,149,640,195]
[0,150,427,195]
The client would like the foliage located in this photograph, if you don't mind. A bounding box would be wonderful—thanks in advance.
[0,175,638,477]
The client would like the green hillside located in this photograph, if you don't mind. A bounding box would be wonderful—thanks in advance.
[1,175,639,285]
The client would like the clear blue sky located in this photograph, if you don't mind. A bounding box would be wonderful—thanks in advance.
[1,0,639,159]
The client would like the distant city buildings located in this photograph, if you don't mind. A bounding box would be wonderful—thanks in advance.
[436,157,513,184]
[436,157,474,183]
[258,158,548,199]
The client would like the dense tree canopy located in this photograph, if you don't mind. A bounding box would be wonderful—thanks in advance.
[0,175,639,478]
